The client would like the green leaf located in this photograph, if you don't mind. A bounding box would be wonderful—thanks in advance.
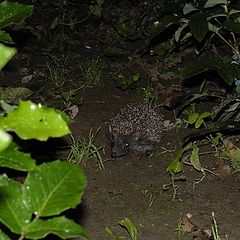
[204,0,227,8]
[0,142,36,171]
[0,87,33,103]
[166,145,190,173]
[0,101,71,141]
[188,112,199,124]
[208,22,220,33]
[181,56,237,85]
[23,160,86,217]
[114,23,136,38]
[26,216,89,239]
[183,3,197,15]
[174,23,188,42]
[229,9,240,15]
[199,112,211,119]
[0,30,13,44]
[0,229,11,240]
[0,1,33,29]
[195,118,203,128]
[0,44,16,71]
[190,144,203,171]
[148,15,179,38]
[223,19,240,34]
[0,177,32,234]
[0,129,11,152]
[119,218,137,240]
[189,12,208,42]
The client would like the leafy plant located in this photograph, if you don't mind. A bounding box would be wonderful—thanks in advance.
[148,0,240,87]
[61,88,85,109]
[67,128,105,170]
[115,72,141,90]
[43,57,85,108]
[137,86,155,104]
[0,6,88,238]
[0,101,88,240]
[187,110,211,128]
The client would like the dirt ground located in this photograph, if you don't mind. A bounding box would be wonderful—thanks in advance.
[72,87,240,240]
[1,1,240,239]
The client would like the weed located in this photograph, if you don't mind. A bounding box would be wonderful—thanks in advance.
[212,212,221,240]
[89,0,105,18]
[42,56,85,108]
[105,218,138,240]
[45,61,68,89]
[79,58,106,86]
[61,88,85,109]
[137,86,155,105]
[115,72,140,90]
[67,128,105,170]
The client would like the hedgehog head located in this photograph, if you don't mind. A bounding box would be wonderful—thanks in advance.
[109,126,157,157]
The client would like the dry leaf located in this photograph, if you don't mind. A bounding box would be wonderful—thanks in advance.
[178,213,195,233]
[64,105,79,119]
[214,160,231,181]
[192,229,212,240]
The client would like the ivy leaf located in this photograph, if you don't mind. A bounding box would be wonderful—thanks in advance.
[26,216,89,239]
[0,142,36,171]
[23,160,86,217]
[0,101,71,141]
[189,12,208,42]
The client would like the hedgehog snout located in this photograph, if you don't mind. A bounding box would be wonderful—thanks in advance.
[111,132,129,157]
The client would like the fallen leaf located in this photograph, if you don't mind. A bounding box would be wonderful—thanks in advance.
[178,213,195,233]
[214,160,231,181]
[64,105,79,119]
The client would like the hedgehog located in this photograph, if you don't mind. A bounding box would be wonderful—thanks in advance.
[108,102,166,157]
